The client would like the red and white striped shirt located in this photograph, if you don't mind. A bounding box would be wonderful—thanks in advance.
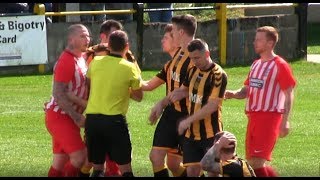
[244,56,296,113]
[45,50,88,114]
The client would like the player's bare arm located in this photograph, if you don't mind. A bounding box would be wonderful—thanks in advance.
[178,98,222,135]
[279,86,295,138]
[225,86,248,99]
[200,143,221,174]
[148,95,171,125]
[141,77,165,91]
[53,81,85,127]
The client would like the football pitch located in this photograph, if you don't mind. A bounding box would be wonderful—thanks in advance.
[0,60,319,177]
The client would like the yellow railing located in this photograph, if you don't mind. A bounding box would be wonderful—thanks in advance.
[217,3,300,66]
[45,9,136,16]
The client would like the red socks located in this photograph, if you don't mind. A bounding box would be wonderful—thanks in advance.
[64,161,80,177]
[48,166,63,177]
[265,166,278,177]
[105,155,121,176]
[254,167,269,177]
[254,166,278,177]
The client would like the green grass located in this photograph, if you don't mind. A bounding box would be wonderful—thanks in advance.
[0,60,319,176]
[307,23,320,54]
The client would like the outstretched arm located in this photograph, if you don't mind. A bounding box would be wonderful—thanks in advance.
[141,76,165,91]
[224,86,248,100]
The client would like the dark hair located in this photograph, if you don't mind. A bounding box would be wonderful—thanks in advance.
[187,38,208,53]
[108,30,128,52]
[171,14,197,37]
[214,131,236,154]
[256,26,279,46]
[100,20,123,35]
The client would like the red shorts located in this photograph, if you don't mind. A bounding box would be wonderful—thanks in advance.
[45,109,85,154]
[245,112,282,161]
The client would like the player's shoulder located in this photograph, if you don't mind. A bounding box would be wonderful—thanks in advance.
[58,50,75,62]
[274,55,289,65]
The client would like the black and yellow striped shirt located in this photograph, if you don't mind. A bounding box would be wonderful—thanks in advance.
[221,158,256,177]
[156,47,194,113]
[183,63,227,140]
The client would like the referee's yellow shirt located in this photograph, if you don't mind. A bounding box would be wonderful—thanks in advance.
[86,55,142,116]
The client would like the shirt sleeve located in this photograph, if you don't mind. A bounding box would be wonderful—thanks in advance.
[54,54,75,83]
[156,61,170,82]
[276,59,296,90]
[130,63,142,90]
[209,69,228,100]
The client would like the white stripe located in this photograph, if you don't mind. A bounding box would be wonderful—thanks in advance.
[250,61,267,110]
[271,84,280,111]
[263,62,277,111]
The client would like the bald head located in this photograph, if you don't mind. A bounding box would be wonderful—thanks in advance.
[66,24,90,52]
[67,24,88,38]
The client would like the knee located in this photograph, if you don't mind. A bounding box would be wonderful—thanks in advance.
[70,150,86,168]
[149,149,165,166]
[166,157,182,172]
[248,157,266,169]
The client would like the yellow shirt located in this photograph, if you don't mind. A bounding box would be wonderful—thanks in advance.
[86,54,142,115]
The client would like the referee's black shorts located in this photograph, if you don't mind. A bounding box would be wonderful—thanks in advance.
[85,114,132,165]
[152,105,188,152]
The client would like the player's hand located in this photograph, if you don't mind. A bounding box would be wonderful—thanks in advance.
[149,103,163,125]
[279,121,290,138]
[178,119,190,135]
[224,90,234,99]
[216,132,237,149]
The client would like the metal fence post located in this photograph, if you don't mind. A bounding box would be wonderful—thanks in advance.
[34,3,46,74]
[215,3,227,66]
[134,3,144,69]
[295,3,308,60]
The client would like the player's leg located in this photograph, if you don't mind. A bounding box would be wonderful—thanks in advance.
[104,154,121,176]
[166,150,186,177]
[246,112,282,177]
[149,106,181,177]
[85,114,108,177]
[109,114,134,177]
[45,110,86,177]
[48,153,69,177]
[45,110,68,177]
[149,148,169,176]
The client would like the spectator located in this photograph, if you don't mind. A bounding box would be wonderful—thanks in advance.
[80,3,106,22]
[0,3,29,14]
[146,3,173,23]
[105,3,133,23]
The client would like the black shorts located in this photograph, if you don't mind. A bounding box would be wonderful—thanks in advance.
[182,137,214,165]
[152,105,188,153]
[85,114,132,165]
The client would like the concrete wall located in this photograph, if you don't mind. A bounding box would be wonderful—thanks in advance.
[0,14,299,75]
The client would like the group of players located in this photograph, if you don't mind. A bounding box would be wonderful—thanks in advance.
[44,13,296,177]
